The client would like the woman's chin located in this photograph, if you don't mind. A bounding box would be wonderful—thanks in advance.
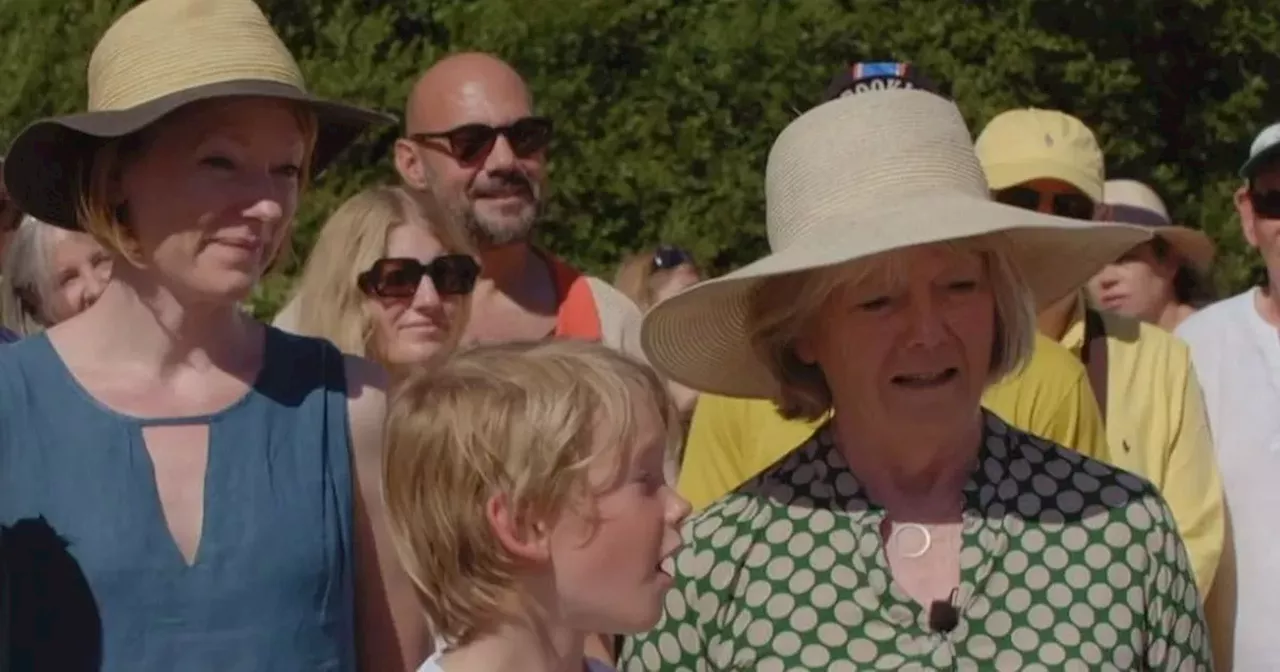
[177,273,262,307]
[385,342,448,368]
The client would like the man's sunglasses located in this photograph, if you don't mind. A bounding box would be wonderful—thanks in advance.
[357,255,481,299]
[409,117,553,164]
[1250,190,1280,219]
[652,245,693,271]
[994,186,1095,220]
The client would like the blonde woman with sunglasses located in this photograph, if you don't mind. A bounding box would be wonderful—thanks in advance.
[277,185,479,376]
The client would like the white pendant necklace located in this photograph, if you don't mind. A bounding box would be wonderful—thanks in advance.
[890,522,932,558]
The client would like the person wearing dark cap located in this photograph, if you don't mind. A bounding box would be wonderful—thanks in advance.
[0,0,427,670]
[675,62,1113,514]
[1176,120,1280,669]
[821,60,947,100]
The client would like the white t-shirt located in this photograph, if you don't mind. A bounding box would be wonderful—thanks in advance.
[1176,288,1280,667]
[416,652,616,672]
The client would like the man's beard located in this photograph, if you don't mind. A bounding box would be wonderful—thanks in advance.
[418,164,542,249]
[462,201,538,248]
[460,170,542,248]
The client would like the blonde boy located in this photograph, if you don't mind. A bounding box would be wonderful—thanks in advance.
[383,340,691,672]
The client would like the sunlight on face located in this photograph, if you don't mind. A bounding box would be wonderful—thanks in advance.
[115,97,310,303]
[1087,241,1177,322]
[367,223,465,367]
[546,396,690,635]
[802,243,995,437]
[1242,167,1280,278]
[42,228,111,325]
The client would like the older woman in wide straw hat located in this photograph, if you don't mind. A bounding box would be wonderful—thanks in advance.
[0,0,426,670]
[619,90,1211,670]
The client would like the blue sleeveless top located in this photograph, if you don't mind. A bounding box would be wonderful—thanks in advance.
[0,327,356,671]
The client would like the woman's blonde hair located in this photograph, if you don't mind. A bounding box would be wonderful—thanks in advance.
[74,100,319,269]
[748,235,1037,421]
[613,247,695,311]
[286,185,476,366]
[382,340,680,646]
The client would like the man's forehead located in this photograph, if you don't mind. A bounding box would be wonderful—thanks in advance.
[407,63,533,132]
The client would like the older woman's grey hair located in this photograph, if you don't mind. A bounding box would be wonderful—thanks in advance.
[747,235,1038,421]
[0,216,53,336]
[0,215,111,337]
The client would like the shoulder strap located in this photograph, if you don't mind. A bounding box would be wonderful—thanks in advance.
[1080,308,1109,424]
[548,257,603,342]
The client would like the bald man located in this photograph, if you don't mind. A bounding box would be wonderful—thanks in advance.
[392,52,645,358]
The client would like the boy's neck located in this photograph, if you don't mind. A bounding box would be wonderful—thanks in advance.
[439,622,591,672]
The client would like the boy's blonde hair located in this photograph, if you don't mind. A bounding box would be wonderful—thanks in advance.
[382,339,679,645]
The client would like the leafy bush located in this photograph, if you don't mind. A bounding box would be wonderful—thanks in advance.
[2,0,1276,317]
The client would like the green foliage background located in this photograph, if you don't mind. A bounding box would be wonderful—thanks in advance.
[2,0,1277,318]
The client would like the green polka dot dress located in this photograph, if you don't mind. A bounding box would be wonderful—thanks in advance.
[619,412,1210,671]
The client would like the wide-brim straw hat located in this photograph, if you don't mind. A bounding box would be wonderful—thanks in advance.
[3,0,395,230]
[641,90,1151,399]
[1101,179,1215,274]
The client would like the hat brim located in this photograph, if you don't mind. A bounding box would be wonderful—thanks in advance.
[1099,203,1216,274]
[1156,226,1216,275]
[1240,143,1280,179]
[4,79,396,229]
[640,193,1151,399]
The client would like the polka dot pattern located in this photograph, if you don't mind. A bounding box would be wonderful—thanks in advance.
[619,413,1211,671]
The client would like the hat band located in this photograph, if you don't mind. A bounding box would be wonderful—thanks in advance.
[1103,204,1170,228]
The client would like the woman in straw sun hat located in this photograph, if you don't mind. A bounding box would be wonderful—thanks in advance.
[619,90,1211,670]
[0,0,427,670]
[1088,178,1217,331]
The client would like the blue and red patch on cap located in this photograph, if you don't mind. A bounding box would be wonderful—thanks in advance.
[822,61,944,102]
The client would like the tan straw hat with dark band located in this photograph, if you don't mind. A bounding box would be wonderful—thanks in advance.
[1100,179,1215,274]
[640,90,1152,399]
[3,0,395,230]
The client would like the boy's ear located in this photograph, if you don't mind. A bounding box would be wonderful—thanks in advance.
[485,492,552,563]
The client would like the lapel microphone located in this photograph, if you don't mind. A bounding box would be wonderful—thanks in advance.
[927,587,961,634]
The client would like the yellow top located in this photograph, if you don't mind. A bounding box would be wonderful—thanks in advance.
[1057,294,1231,670]
[1056,295,1223,594]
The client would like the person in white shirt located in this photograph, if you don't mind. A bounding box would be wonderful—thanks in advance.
[1176,120,1280,670]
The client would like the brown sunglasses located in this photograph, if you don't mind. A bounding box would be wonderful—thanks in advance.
[357,255,481,299]
[995,186,1096,220]
[408,117,553,164]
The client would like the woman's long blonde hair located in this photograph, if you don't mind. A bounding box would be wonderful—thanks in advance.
[286,185,476,365]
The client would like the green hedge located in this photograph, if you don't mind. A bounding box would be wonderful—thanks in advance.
[3,0,1277,318]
